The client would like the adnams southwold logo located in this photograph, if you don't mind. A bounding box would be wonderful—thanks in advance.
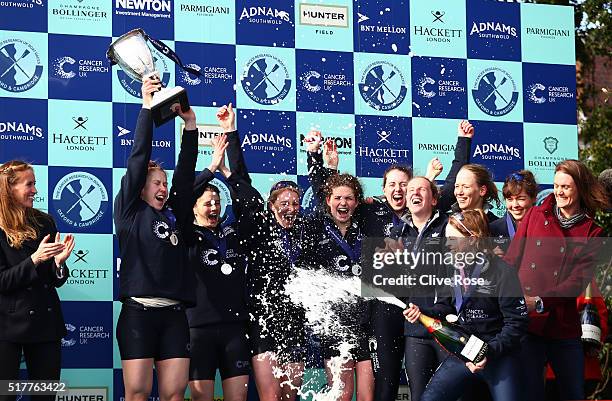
[526,83,574,104]
[358,61,407,111]
[0,38,43,93]
[241,54,291,105]
[241,131,293,152]
[240,5,291,24]
[470,21,517,40]
[52,172,109,229]
[114,0,172,19]
[471,67,518,116]
[0,120,44,141]
[472,143,521,161]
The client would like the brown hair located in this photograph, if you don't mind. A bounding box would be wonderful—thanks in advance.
[555,160,608,215]
[502,170,538,200]
[459,164,500,207]
[449,209,491,251]
[0,161,45,248]
[268,186,300,206]
[382,165,413,187]
[409,176,440,201]
[147,160,166,176]
[324,173,364,203]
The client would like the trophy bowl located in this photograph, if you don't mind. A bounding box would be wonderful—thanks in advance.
[107,29,190,127]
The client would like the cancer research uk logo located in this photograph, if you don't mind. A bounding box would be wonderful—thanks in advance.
[51,170,111,233]
[471,67,518,117]
[241,54,291,106]
[358,61,407,111]
[0,38,43,93]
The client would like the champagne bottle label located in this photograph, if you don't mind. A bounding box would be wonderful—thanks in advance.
[581,324,601,343]
[460,335,486,362]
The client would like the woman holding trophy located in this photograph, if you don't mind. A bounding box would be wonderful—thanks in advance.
[113,77,198,401]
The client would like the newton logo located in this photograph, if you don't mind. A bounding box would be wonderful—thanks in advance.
[0,38,43,93]
[358,61,407,111]
[471,67,518,116]
[52,172,109,229]
[241,54,291,105]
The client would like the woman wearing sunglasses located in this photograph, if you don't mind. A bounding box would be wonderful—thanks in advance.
[403,209,528,401]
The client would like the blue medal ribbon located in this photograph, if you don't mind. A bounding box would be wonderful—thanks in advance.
[146,34,204,78]
[324,222,362,264]
[505,212,516,239]
[280,229,300,264]
[453,260,486,312]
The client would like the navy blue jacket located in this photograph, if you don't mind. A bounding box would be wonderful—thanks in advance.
[114,109,197,305]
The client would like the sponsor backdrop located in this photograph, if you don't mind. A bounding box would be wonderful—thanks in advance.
[1,0,576,399]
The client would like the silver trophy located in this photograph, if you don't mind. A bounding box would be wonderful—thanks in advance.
[107,29,190,127]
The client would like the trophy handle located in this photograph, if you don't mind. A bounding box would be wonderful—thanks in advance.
[150,86,190,127]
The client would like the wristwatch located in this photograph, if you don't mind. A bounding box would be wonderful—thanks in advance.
[534,296,544,313]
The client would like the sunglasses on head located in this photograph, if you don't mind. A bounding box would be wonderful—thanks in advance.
[507,172,524,182]
[450,212,475,236]
[270,180,299,193]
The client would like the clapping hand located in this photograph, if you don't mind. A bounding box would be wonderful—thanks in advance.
[31,234,65,266]
[208,134,228,174]
[53,233,75,267]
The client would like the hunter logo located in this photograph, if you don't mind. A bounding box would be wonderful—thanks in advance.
[543,137,558,154]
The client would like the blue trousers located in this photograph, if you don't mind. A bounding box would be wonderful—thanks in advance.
[520,335,584,401]
[421,353,523,401]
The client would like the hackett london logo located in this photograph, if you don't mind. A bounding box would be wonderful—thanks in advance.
[52,172,109,229]
[526,83,574,104]
[0,38,43,93]
[239,6,291,24]
[358,61,407,111]
[51,55,109,80]
[300,4,348,28]
[358,130,410,164]
[413,10,462,43]
[241,54,291,105]
[543,136,558,154]
[52,116,108,152]
[472,67,518,116]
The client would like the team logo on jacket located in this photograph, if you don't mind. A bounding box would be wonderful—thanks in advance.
[52,172,108,229]
[200,248,219,266]
[358,61,407,111]
[0,38,43,93]
[152,220,171,240]
[471,67,518,116]
[241,54,291,105]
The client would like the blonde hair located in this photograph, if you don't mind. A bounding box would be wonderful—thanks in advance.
[0,161,46,248]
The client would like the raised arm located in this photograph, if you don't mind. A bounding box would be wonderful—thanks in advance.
[437,120,474,213]
[114,78,159,220]
[217,103,251,184]
[306,131,337,205]
[167,103,198,231]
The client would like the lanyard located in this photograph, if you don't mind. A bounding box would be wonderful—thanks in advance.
[505,212,516,239]
[161,207,176,231]
[325,222,362,263]
[280,228,300,264]
[453,260,485,312]
[202,229,227,260]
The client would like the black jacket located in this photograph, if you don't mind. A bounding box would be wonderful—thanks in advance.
[391,211,453,338]
[428,255,528,359]
[114,109,197,306]
[0,211,69,342]
[186,169,250,327]
[489,212,515,252]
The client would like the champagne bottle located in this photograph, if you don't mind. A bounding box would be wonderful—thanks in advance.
[580,284,602,347]
[418,313,488,363]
